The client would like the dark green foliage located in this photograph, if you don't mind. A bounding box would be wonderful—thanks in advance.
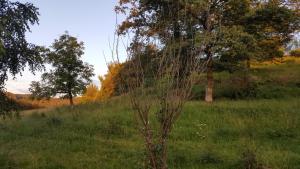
[215,26,258,71]
[0,0,43,85]
[117,0,300,104]
[191,61,300,100]
[0,92,19,116]
[29,81,52,100]
[0,0,43,114]
[29,33,95,105]
[244,1,300,60]
[290,48,300,57]
[114,45,159,95]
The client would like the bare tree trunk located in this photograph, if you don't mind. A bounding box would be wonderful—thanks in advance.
[161,136,168,169]
[244,57,251,91]
[205,52,213,103]
[246,57,251,82]
[204,8,214,103]
[68,91,74,106]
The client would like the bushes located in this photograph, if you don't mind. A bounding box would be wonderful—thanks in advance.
[192,82,300,100]
[191,76,259,100]
[290,48,300,57]
[191,61,300,101]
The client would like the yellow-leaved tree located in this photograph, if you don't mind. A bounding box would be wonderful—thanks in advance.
[96,63,123,101]
[80,62,124,103]
[80,84,99,103]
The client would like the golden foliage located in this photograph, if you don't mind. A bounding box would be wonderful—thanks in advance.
[79,84,99,103]
[97,63,123,101]
[80,62,123,103]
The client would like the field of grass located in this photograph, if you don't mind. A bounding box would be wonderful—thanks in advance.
[0,97,299,169]
[1,57,299,169]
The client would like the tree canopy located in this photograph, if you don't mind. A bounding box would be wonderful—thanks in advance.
[29,33,94,105]
[0,0,43,114]
[116,0,300,102]
[0,0,44,86]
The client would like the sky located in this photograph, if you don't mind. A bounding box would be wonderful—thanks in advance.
[6,0,126,94]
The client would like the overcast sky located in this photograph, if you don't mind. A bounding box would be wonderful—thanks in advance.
[6,0,126,94]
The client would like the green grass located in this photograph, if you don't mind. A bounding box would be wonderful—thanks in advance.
[0,97,299,169]
[1,58,300,169]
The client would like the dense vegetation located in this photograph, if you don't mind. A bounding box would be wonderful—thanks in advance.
[82,56,300,102]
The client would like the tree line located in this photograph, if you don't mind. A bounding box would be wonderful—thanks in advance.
[82,0,300,104]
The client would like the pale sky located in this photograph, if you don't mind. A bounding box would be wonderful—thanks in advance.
[6,0,126,94]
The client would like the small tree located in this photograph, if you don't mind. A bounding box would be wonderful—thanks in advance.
[29,33,94,105]
[97,62,123,100]
[116,1,208,168]
[115,38,207,169]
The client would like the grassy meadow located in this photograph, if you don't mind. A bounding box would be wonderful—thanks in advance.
[0,58,300,169]
[0,97,299,169]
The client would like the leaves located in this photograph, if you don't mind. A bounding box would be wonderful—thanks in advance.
[0,0,42,114]
[0,0,42,86]
[29,32,95,104]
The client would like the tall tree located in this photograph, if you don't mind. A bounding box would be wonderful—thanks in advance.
[29,33,94,105]
[0,0,43,114]
[117,0,300,102]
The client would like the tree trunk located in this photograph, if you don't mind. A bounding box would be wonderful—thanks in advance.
[68,91,74,106]
[160,130,168,169]
[204,9,214,103]
[244,57,251,91]
[205,53,214,103]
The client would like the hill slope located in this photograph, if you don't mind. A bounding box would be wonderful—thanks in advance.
[0,57,299,169]
[0,97,299,169]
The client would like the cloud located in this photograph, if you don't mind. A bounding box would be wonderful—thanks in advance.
[5,70,100,94]
[5,70,42,94]
[6,80,30,94]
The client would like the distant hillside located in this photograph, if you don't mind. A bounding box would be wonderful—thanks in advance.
[5,92,80,110]
[6,92,31,100]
